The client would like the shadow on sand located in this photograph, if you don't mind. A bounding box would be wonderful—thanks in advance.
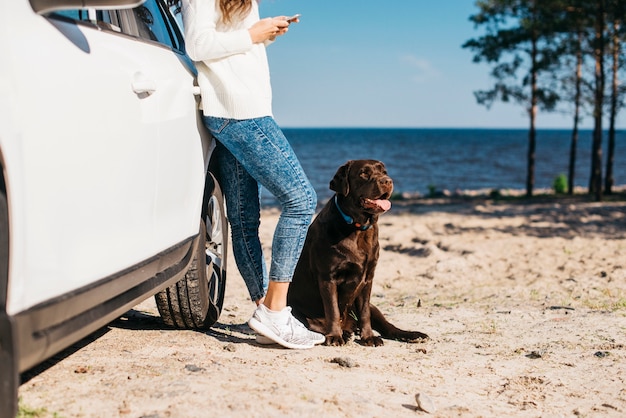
[390,193,626,240]
[20,308,260,385]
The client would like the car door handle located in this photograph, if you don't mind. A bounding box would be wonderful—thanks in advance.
[131,72,156,95]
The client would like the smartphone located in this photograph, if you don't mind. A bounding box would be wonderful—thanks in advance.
[287,14,301,23]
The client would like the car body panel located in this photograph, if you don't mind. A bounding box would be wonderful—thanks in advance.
[14,234,196,372]
[1,3,221,416]
[1,2,206,315]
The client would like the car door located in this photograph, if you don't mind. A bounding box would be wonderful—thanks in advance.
[121,0,208,247]
[5,0,205,313]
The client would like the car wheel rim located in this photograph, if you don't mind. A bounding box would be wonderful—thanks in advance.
[205,194,224,303]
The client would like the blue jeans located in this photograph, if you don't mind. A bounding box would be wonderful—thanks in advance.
[204,116,317,302]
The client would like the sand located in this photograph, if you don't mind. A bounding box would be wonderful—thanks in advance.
[18,197,626,417]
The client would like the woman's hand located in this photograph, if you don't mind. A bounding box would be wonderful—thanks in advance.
[248,17,290,43]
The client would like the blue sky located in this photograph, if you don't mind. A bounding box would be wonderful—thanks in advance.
[259,0,618,129]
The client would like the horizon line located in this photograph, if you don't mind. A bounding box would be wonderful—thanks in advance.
[280,126,620,131]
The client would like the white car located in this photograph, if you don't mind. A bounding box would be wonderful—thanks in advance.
[0,0,228,415]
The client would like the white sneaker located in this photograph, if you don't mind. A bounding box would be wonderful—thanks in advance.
[255,332,326,345]
[248,305,325,349]
[255,334,277,345]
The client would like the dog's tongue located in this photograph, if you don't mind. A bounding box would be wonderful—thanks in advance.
[372,199,392,212]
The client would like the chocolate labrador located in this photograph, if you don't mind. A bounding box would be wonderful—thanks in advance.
[288,160,429,346]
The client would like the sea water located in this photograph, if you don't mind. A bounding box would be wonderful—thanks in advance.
[263,128,624,206]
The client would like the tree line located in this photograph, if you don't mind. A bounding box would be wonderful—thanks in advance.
[463,0,625,200]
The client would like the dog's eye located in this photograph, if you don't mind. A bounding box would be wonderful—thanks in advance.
[359,171,370,180]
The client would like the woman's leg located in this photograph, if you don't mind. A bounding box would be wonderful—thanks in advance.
[205,116,322,348]
[206,116,317,284]
[212,141,267,302]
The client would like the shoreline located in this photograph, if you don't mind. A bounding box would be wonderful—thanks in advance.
[262,185,626,211]
[394,184,626,199]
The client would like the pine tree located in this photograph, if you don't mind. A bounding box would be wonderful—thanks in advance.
[463,0,562,197]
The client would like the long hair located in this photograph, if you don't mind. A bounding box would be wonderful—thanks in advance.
[219,0,252,24]
[167,0,252,25]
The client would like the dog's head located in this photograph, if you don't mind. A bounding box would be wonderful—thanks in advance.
[330,160,393,216]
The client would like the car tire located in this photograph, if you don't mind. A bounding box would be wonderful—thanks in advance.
[155,173,228,329]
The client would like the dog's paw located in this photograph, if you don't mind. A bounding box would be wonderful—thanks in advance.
[399,331,430,343]
[341,330,354,342]
[360,336,384,347]
[324,335,346,346]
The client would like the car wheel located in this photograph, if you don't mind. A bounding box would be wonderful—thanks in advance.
[155,173,228,329]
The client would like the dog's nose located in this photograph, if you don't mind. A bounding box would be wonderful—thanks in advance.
[380,176,393,187]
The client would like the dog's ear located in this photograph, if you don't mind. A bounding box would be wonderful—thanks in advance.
[330,160,353,196]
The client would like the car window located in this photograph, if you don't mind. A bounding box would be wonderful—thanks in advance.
[131,0,183,51]
[50,0,184,52]
[52,9,121,32]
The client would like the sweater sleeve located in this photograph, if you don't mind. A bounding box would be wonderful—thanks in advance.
[182,0,254,62]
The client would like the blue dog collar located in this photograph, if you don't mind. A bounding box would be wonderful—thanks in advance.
[334,195,371,231]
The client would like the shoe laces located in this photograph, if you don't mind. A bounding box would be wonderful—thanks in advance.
[280,313,314,342]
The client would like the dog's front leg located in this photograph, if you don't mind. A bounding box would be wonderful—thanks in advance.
[355,280,384,347]
[319,280,346,346]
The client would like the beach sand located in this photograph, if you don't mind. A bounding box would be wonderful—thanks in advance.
[19,197,626,417]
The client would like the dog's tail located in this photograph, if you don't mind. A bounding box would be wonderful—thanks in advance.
[370,304,429,342]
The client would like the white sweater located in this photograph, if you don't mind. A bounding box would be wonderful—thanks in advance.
[182,0,273,119]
